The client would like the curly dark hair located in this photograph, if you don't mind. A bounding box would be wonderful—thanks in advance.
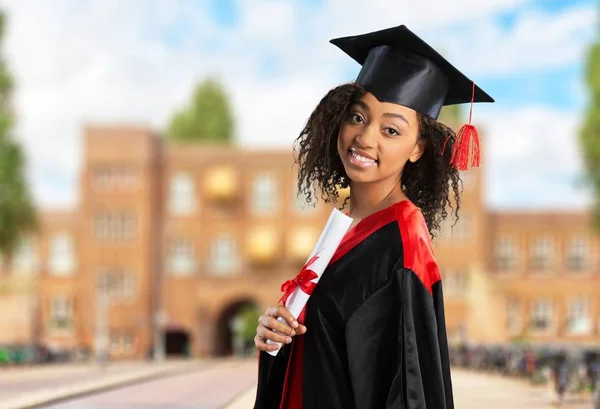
[292,82,463,239]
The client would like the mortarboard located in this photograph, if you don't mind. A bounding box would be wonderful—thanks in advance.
[330,24,495,171]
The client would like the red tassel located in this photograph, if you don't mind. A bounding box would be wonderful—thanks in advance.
[451,123,481,171]
[449,81,481,171]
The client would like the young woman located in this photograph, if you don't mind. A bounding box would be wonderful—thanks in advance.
[253,25,494,409]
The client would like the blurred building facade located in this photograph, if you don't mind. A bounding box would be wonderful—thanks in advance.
[0,126,599,359]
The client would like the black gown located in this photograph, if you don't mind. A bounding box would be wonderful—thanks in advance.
[254,200,455,409]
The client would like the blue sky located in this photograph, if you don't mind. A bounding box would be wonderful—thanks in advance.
[1,0,598,210]
[203,0,595,111]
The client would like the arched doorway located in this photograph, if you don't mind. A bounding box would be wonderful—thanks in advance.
[164,325,191,357]
[214,299,260,357]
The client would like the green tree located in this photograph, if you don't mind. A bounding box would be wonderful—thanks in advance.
[167,77,235,143]
[238,304,262,345]
[0,11,36,263]
[580,21,600,230]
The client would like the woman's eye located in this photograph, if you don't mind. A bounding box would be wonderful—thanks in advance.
[351,114,364,123]
[385,128,399,136]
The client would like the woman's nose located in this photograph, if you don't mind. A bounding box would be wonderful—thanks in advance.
[354,124,377,148]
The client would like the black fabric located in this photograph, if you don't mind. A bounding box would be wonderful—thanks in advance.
[355,45,449,120]
[254,219,454,409]
[302,221,403,408]
[330,24,494,119]
[256,345,292,409]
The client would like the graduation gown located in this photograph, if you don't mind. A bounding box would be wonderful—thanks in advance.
[254,200,454,409]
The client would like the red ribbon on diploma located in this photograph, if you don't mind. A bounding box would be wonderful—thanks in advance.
[279,253,320,305]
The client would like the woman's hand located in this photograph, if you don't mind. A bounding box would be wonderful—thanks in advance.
[254,305,307,352]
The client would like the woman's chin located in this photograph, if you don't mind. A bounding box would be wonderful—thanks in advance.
[344,168,378,184]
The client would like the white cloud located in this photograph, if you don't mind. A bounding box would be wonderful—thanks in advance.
[232,75,339,148]
[0,0,595,211]
[477,105,593,210]
[238,0,297,42]
[2,0,252,208]
[316,0,528,33]
[434,4,598,76]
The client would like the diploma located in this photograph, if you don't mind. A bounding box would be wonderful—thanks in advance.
[266,207,353,356]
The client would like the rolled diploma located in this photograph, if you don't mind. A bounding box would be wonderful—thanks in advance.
[266,207,353,356]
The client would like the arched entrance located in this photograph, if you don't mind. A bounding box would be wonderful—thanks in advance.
[164,325,191,357]
[214,299,260,357]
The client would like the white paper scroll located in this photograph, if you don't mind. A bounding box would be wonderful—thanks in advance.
[266,207,353,356]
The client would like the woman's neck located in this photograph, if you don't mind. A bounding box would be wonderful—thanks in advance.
[347,180,407,221]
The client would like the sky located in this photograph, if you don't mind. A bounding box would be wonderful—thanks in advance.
[0,0,598,211]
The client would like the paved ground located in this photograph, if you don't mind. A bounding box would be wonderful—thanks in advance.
[3,359,596,409]
[41,359,257,409]
[227,366,595,409]
[0,361,186,401]
[0,360,197,409]
[451,369,592,409]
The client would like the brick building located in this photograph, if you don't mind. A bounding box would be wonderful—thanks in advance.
[1,125,598,359]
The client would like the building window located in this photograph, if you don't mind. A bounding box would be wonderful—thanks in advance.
[95,214,109,239]
[251,172,278,215]
[49,233,76,276]
[566,237,588,272]
[530,299,554,333]
[444,270,468,299]
[12,237,38,275]
[94,211,137,241]
[109,333,119,351]
[98,267,136,301]
[169,172,196,215]
[507,298,522,335]
[210,234,239,276]
[94,167,111,189]
[495,237,518,272]
[49,296,73,331]
[168,237,196,276]
[94,166,138,190]
[566,298,591,335]
[110,331,135,354]
[530,237,553,272]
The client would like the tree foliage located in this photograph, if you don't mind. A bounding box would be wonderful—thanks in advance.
[167,77,234,143]
[580,33,600,230]
[0,11,36,259]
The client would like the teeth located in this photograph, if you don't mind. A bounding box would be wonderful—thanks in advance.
[351,151,376,163]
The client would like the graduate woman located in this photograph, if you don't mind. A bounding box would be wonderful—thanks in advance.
[253,25,494,409]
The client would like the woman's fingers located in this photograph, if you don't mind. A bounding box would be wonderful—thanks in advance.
[257,324,292,344]
[275,305,299,329]
[258,315,295,336]
[265,305,298,329]
[254,304,307,352]
[254,334,280,352]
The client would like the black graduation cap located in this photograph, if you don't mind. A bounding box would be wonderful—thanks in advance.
[330,24,495,171]
[330,24,494,120]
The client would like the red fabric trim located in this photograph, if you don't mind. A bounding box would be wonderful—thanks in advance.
[279,307,306,409]
[394,202,441,294]
[330,200,410,265]
[278,326,297,409]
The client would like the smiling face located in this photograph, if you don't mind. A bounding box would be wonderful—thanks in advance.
[337,92,425,186]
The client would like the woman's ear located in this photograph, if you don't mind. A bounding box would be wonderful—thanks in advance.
[409,139,426,163]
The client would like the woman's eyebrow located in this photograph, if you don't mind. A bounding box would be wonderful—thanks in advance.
[383,112,410,128]
[352,101,370,111]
